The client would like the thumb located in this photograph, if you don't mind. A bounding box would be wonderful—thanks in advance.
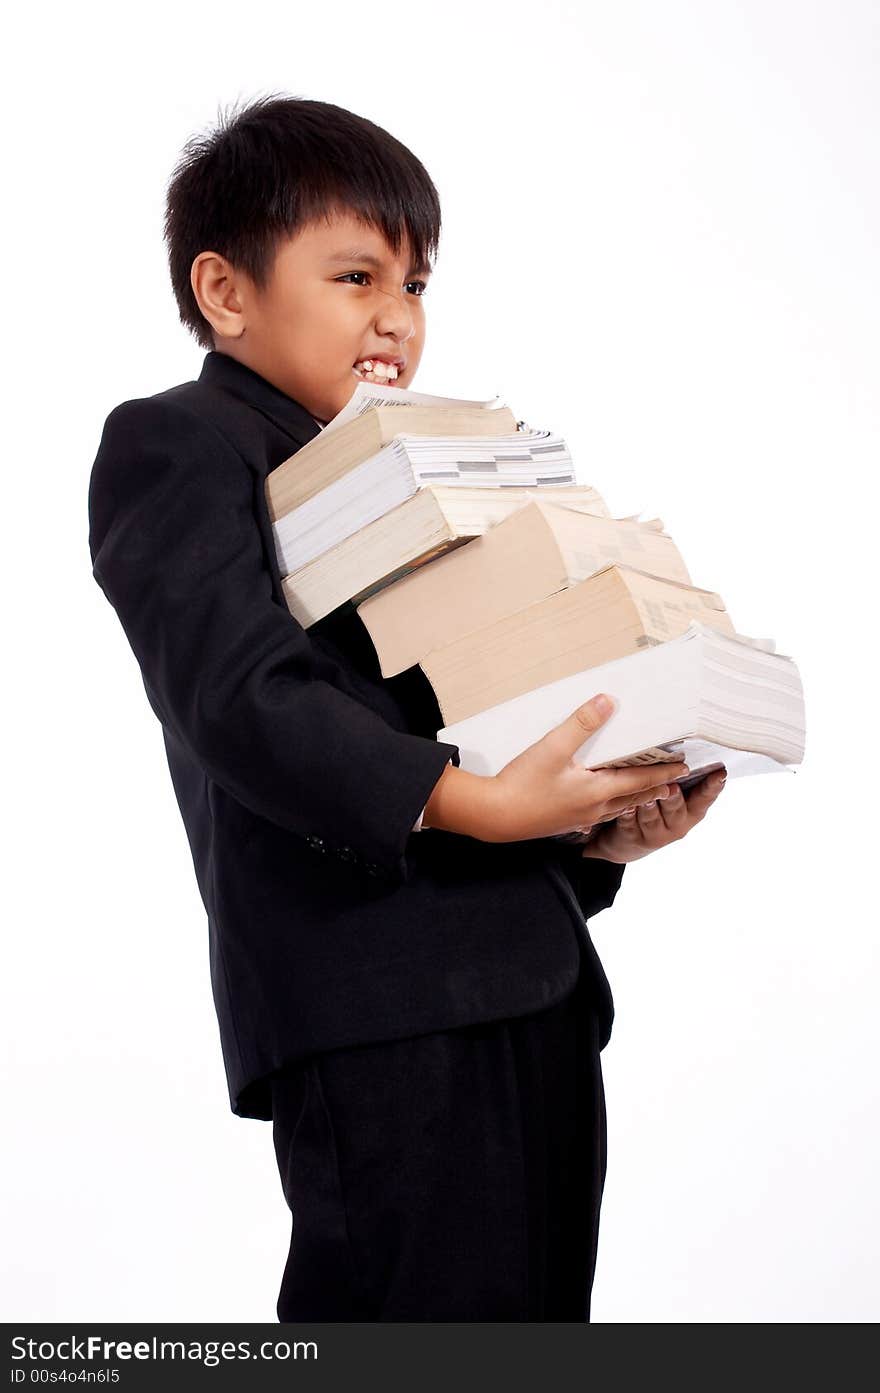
[546,692,616,759]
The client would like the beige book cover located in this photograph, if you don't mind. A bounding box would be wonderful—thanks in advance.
[421,563,736,726]
[358,499,692,677]
[266,403,519,521]
[280,486,609,628]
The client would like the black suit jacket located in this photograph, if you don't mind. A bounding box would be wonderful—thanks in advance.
[88,350,624,1119]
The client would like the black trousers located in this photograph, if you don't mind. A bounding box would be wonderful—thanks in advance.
[269,960,607,1321]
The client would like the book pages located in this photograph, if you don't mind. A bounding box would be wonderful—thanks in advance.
[321,380,509,435]
[437,622,804,778]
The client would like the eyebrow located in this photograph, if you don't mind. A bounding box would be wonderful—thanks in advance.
[324,247,432,276]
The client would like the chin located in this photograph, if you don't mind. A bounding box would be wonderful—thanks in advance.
[311,389,347,422]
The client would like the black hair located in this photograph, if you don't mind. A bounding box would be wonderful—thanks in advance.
[164,93,442,350]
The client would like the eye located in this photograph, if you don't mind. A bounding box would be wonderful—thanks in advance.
[336,272,428,297]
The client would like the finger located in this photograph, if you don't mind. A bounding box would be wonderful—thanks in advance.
[543,692,618,760]
[678,770,727,828]
[618,789,667,824]
[591,761,690,804]
[686,769,727,805]
[635,797,664,826]
[658,782,689,831]
[603,779,676,816]
[545,696,688,795]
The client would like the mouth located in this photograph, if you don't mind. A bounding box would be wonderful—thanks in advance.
[352,358,403,385]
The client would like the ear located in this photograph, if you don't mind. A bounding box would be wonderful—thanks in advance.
[191,251,247,342]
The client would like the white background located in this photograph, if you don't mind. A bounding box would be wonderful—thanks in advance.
[4,0,877,1323]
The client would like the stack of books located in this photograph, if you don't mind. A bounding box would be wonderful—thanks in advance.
[266,382,608,625]
[266,382,806,792]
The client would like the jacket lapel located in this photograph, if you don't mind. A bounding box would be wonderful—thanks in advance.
[198,351,323,451]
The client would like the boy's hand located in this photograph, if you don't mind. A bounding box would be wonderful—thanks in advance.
[425,694,689,842]
[577,768,728,863]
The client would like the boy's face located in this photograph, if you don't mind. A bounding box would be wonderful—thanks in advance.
[200,209,431,423]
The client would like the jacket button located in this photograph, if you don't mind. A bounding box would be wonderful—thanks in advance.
[307,835,326,854]
[338,845,356,863]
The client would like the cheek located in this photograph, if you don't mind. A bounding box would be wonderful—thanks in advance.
[406,330,426,374]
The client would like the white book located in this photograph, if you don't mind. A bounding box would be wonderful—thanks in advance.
[437,620,805,782]
[272,430,576,576]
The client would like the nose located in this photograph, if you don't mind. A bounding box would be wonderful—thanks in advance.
[373,286,416,345]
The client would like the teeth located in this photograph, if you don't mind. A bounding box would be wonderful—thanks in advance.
[354,360,398,381]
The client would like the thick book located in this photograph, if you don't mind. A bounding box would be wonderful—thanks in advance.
[421,563,740,726]
[357,499,692,677]
[437,620,805,782]
[266,383,520,521]
[269,423,577,575]
[279,485,610,628]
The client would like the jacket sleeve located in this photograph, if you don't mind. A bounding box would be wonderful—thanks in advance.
[551,842,626,921]
[88,396,459,880]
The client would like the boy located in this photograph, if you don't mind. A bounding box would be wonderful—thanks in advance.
[88,94,720,1321]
